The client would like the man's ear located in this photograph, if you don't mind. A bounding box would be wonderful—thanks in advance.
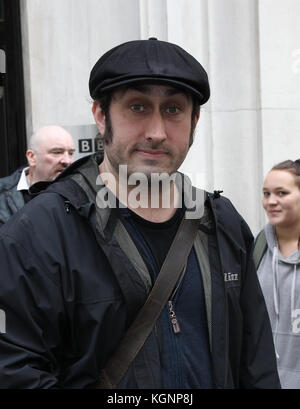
[26,149,36,167]
[92,101,106,135]
[194,108,200,127]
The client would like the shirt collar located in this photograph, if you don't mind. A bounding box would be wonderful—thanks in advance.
[17,167,30,191]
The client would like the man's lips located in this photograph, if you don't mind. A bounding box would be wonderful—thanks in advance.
[135,149,169,159]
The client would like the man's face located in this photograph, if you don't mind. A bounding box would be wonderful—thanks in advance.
[94,84,199,179]
[27,130,75,184]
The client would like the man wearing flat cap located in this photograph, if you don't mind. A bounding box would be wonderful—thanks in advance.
[0,39,280,389]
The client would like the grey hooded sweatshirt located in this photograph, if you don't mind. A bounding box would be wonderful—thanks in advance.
[258,223,300,389]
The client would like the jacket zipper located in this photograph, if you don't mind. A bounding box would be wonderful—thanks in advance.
[168,300,181,333]
[209,195,229,388]
[167,263,187,334]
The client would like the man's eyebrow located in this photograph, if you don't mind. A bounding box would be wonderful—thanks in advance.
[129,84,151,94]
[48,147,75,152]
[165,87,189,97]
[120,84,190,98]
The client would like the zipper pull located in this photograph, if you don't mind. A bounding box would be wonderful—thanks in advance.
[168,300,181,334]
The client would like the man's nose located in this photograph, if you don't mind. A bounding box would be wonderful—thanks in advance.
[145,111,167,143]
[60,152,73,165]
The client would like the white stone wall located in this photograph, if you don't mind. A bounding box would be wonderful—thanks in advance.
[20,0,300,233]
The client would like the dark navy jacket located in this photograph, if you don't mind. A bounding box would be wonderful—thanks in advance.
[0,168,25,225]
[0,154,280,388]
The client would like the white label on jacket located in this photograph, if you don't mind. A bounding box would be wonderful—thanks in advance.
[224,272,239,282]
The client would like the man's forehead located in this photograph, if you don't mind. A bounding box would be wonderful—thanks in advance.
[39,135,74,151]
[114,83,192,99]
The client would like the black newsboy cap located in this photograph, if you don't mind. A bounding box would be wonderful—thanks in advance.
[89,38,210,105]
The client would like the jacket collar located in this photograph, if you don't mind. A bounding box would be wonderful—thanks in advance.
[30,152,216,238]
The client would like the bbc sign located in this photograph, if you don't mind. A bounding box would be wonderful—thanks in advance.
[62,125,104,161]
[78,137,104,154]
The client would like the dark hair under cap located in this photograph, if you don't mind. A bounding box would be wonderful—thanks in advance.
[89,38,210,105]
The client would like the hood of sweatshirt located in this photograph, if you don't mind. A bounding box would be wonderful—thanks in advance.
[258,223,300,387]
[264,223,300,319]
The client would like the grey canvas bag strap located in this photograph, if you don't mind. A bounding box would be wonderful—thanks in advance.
[97,216,200,389]
[253,229,267,270]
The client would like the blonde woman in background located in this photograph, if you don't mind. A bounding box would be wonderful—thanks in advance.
[256,159,300,389]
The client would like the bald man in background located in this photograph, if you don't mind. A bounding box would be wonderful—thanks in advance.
[0,125,75,225]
